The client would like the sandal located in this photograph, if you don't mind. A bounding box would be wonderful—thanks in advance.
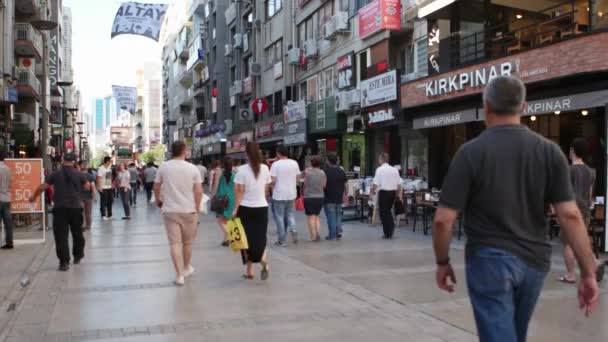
[261,263,269,281]
[558,276,577,284]
[242,274,254,280]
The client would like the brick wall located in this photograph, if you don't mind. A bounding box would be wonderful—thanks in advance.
[400,32,608,108]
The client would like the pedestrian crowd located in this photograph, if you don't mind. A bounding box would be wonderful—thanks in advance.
[1,75,604,342]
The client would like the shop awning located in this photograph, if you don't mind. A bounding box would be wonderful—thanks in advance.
[418,0,457,18]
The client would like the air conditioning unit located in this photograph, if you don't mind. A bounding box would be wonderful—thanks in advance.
[250,62,262,76]
[320,22,336,40]
[234,80,242,94]
[304,40,317,58]
[332,12,349,32]
[233,33,243,48]
[287,48,301,65]
[224,44,232,56]
[334,89,361,112]
[17,57,36,70]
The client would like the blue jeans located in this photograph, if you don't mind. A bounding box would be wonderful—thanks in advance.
[0,202,13,245]
[466,247,546,342]
[272,200,295,243]
[324,203,342,240]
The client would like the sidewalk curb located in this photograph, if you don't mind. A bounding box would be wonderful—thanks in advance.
[0,238,54,341]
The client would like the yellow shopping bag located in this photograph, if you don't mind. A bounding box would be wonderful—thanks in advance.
[227,218,249,252]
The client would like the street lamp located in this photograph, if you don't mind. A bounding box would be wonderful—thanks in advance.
[31,12,58,172]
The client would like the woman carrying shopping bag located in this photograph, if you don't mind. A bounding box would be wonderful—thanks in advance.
[211,157,235,246]
[232,142,272,280]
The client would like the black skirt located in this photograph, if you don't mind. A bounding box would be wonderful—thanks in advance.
[304,197,324,216]
[238,206,268,264]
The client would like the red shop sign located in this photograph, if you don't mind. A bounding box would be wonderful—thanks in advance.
[251,98,268,115]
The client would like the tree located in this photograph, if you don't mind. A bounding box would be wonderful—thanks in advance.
[140,145,165,165]
[91,149,109,168]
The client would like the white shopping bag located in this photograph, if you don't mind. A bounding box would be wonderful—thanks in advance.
[150,192,155,204]
[199,194,209,215]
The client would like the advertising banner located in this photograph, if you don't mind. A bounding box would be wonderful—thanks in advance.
[337,53,355,90]
[285,100,306,123]
[360,70,397,108]
[358,0,401,39]
[284,120,307,146]
[112,85,138,113]
[111,2,168,42]
[5,159,44,213]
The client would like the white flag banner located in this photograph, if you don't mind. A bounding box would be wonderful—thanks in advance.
[111,2,168,42]
[112,85,138,113]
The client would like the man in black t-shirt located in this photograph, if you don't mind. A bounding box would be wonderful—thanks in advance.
[30,154,90,271]
[323,154,347,240]
[432,76,599,341]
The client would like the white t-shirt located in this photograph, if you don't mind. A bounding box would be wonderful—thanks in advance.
[235,164,271,208]
[97,165,113,189]
[118,170,131,188]
[197,165,207,183]
[373,163,402,191]
[155,159,202,213]
[270,158,301,201]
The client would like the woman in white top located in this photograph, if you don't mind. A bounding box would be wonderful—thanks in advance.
[232,142,272,280]
[117,162,131,220]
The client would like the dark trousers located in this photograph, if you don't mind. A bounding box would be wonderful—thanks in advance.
[378,190,396,238]
[100,189,113,217]
[130,183,137,205]
[144,182,154,202]
[53,208,85,264]
[0,202,13,245]
[119,187,131,217]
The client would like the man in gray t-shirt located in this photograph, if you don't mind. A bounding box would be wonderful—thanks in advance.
[431,76,598,341]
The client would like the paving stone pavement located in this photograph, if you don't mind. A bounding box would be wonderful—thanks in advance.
[1,192,607,342]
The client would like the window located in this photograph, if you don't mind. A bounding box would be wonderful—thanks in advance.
[265,0,282,18]
[340,0,349,12]
[318,67,335,99]
[243,56,251,77]
[297,10,321,47]
[415,38,428,76]
[264,39,283,68]
[304,76,318,103]
[318,1,334,34]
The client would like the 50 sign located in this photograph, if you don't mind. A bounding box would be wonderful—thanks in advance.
[5,159,44,213]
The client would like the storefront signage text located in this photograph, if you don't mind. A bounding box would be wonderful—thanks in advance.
[226,132,253,154]
[337,53,354,89]
[256,122,273,138]
[413,109,478,129]
[368,108,394,124]
[242,77,253,95]
[316,101,326,129]
[425,62,514,97]
[359,0,401,39]
[285,100,306,123]
[284,119,307,146]
[361,70,397,108]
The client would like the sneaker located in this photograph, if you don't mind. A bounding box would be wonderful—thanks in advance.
[260,263,270,281]
[122,216,131,220]
[290,231,298,244]
[274,241,286,247]
[102,216,109,221]
[0,244,14,249]
[337,233,343,240]
[58,263,70,272]
[184,265,195,278]
[73,257,83,265]
[174,276,185,286]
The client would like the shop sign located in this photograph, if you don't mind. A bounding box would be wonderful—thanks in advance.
[194,122,226,138]
[316,101,326,130]
[284,119,307,146]
[272,121,284,132]
[285,100,306,123]
[226,131,253,154]
[6,159,44,213]
[6,86,18,103]
[202,142,222,156]
[367,107,395,125]
[413,109,478,129]
[256,122,273,138]
[242,77,253,95]
[337,52,355,90]
[522,90,608,116]
[424,61,514,97]
[361,70,397,108]
[309,97,341,134]
[358,0,401,39]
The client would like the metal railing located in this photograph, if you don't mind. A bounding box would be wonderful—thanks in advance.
[442,1,586,71]
[17,67,41,95]
[14,23,43,56]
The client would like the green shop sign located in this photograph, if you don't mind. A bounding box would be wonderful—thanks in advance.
[308,97,344,134]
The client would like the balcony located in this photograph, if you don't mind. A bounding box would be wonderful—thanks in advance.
[16,68,41,99]
[15,0,42,18]
[191,0,206,16]
[179,68,194,87]
[177,38,190,59]
[14,23,43,60]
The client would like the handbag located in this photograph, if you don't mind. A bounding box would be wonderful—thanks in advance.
[210,174,229,213]
[227,218,249,252]
[295,196,305,211]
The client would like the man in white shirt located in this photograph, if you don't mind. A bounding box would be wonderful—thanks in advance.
[96,157,114,220]
[154,141,203,286]
[270,146,301,246]
[197,161,207,186]
[371,153,402,239]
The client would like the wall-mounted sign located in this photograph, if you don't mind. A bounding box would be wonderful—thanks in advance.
[242,77,253,95]
[6,86,18,103]
[413,109,478,129]
[285,100,306,123]
[358,0,401,39]
[367,107,395,125]
[252,98,268,114]
[316,101,326,130]
[226,131,253,154]
[284,119,307,146]
[427,20,440,75]
[521,90,608,117]
[256,122,273,138]
[424,61,514,97]
[337,52,354,90]
[360,70,397,108]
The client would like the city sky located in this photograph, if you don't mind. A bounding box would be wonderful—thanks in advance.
[63,0,170,113]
